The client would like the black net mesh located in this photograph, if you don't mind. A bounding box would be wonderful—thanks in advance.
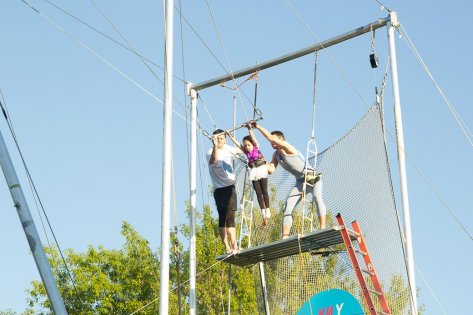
[232,104,413,314]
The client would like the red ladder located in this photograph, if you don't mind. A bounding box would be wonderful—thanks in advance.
[336,213,392,315]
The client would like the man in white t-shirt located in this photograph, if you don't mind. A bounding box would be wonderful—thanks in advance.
[207,129,242,254]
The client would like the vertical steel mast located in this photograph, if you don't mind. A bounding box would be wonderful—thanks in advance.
[160,0,174,313]
[387,11,418,313]
[0,130,68,314]
[189,88,197,315]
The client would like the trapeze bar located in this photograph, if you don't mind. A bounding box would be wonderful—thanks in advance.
[190,16,390,92]
[217,226,351,267]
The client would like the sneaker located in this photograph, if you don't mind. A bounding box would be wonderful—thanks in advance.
[265,208,271,219]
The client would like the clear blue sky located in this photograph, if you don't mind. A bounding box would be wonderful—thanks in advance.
[0,1,471,314]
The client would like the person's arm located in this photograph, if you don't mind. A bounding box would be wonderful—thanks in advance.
[252,121,298,155]
[226,131,245,152]
[266,151,278,174]
[209,136,219,165]
[251,122,275,143]
[248,128,259,148]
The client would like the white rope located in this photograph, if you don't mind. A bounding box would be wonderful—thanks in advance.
[203,0,256,122]
[41,0,177,78]
[310,52,318,139]
[415,262,448,314]
[284,0,372,109]
[198,128,212,206]
[399,24,473,147]
[197,94,218,130]
[128,251,237,315]
[403,151,473,241]
[20,0,166,102]
[89,0,163,83]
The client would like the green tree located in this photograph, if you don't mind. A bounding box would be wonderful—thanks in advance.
[24,204,258,314]
[185,204,258,314]
[26,222,162,314]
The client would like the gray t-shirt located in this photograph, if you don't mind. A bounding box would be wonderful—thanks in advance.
[274,150,307,180]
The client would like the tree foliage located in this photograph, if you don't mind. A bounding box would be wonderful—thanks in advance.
[25,222,161,314]
[23,204,257,314]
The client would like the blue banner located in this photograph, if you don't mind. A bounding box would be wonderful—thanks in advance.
[296,289,364,315]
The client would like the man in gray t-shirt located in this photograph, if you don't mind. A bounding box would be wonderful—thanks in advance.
[252,121,327,239]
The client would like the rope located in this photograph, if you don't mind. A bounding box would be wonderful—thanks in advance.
[399,24,473,147]
[173,3,230,76]
[128,252,237,315]
[371,0,393,12]
[0,92,80,296]
[414,262,448,314]
[19,0,168,105]
[310,52,318,140]
[39,0,189,82]
[403,151,473,241]
[203,0,261,122]
[253,71,259,120]
[370,24,380,90]
[284,0,371,108]
[22,0,203,126]
[197,94,218,132]
[219,71,259,91]
[198,130,212,206]
[89,0,163,86]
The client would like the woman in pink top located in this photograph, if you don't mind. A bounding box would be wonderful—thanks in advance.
[227,126,271,225]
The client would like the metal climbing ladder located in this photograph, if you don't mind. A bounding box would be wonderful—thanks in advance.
[336,214,392,315]
[238,168,255,248]
[301,138,318,234]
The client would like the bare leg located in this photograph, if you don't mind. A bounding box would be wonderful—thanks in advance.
[318,215,326,229]
[227,227,238,251]
[219,227,231,253]
[282,225,291,239]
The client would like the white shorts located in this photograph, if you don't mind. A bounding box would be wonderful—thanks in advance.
[249,164,268,181]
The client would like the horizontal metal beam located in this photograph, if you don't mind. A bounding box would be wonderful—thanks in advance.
[190,16,390,91]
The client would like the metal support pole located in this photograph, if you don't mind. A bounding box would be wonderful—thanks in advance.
[387,11,418,313]
[227,264,232,315]
[189,88,197,315]
[259,262,271,315]
[233,96,237,142]
[0,131,68,314]
[160,0,174,313]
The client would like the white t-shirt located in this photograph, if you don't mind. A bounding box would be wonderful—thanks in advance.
[207,144,238,189]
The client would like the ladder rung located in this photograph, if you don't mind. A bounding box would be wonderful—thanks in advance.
[376,310,389,315]
[368,287,382,296]
[355,248,367,256]
[347,229,360,237]
[362,269,374,276]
